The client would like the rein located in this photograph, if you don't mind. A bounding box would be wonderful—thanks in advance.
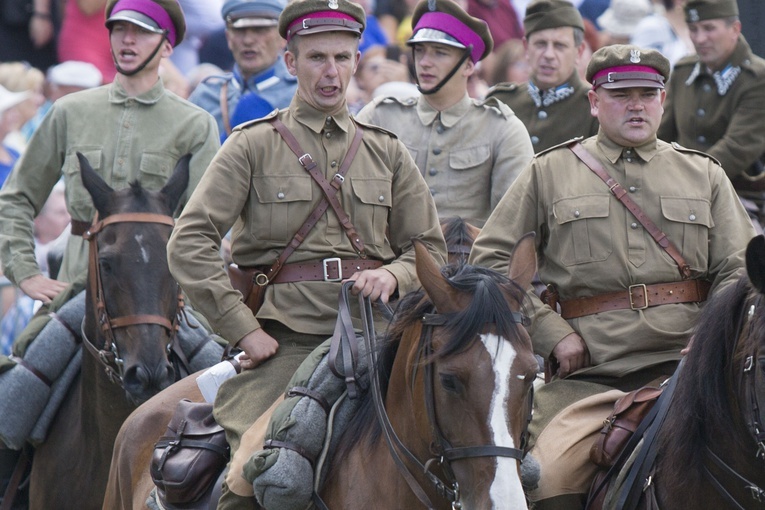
[347,282,532,509]
[82,212,185,386]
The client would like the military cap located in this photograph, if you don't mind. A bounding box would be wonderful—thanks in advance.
[586,44,670,90]
[222,0,285,28]
[407,0,493,63]
[105,0,186,47]
[684,0,739,23]
[523,0,584,37]
[278,0,365,41]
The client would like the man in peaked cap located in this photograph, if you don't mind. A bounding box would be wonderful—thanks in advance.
[166,0,446,506]
[487,0,599,152]
[356,0,533,226]
[0,0,219,493]
[189,0,298,142]
[658,0,765,231]
[471,44,753,509]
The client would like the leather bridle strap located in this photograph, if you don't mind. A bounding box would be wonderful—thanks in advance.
[704,448,765,509]
[568,142,692,279]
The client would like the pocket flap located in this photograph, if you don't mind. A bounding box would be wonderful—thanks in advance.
[661,197,713,227]
[253,175,313,204]
[553,195,610,224]
[351,177,392,207]
[449,145,491,170]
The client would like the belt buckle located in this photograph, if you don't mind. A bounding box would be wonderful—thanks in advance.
[629,284,649,310]
[323,257,342,282]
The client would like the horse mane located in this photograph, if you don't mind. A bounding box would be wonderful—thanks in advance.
[329,262,528,469]
[657,275,753,491]
[440,217,479,264]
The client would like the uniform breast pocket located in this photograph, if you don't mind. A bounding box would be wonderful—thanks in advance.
[139,152,179,190]
[447,145,491,201]
[251,175,313,242]
[552,194,612,266]
[350,177,392,248]
[63,148,102,219]
[660,196,712,270]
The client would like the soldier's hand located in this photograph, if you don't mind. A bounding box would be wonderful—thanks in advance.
[235,328,279,370]
[345,268,397,304]
[550,332,591,378]
[19,274,68,303]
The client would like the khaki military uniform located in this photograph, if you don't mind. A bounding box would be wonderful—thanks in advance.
[659,36,765,178]
[0,79,220,286]
[487,72,599,153]
[470,132,754,505]
[355,93,533,226]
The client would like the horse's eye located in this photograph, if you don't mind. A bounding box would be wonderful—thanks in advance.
[439,373,463,394]
[100,258,113,274]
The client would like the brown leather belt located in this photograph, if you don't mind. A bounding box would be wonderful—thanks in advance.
[244,258,383,284]
[71,220,91,236]
[559,280,711,319]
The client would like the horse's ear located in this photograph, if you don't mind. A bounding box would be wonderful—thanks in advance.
[414,238,462,314]
[160,154,191,213]
[78,152,113,215]
[507,232,537,291]
[746,234,765,294]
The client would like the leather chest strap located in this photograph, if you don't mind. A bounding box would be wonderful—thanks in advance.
[559,279,711,319]
[568,142,692,279]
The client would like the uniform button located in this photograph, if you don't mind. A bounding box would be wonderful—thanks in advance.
[277,192,285,199]
[625,149,633,156]
[436,125,445,134]
[626,158,633,163]
[697,135,707,144]
[574,210,580,218]
[629,186,637,193]
[429,168,438,176]
[531,136,540,145]
[538,110,548,120]
[703,83,712,92]
[433,147,442,155]
[123,123,130,128]
[696,108,705,117]
[331,161,337,167]
[326,116,332,124]
[118,159,124,165]
[689,214,696,221]
[429,187,436,195]
[378,195,385,202]
[326,132,332,138]
[631,222,639,229]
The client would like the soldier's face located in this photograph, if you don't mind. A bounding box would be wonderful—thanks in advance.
[412,42,473,97]
[226,25,284,80]
[588,86,665,147]
[110,21,172,75]
[688,18,741,71]
[285,32,360,113]
[524,27,584,90]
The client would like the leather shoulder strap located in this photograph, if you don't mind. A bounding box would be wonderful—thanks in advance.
[220,80,232,136]
[568,142,692,279]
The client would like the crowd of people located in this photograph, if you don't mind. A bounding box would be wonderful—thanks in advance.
[1,0,765,508]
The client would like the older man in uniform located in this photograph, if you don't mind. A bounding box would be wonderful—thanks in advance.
[658,0,765,224]
[486,0,599,152]
[355,0,532,227]
[470,45,754,509]
[0,0,219,498]
[189,0,297,141]
[166,0,446,507]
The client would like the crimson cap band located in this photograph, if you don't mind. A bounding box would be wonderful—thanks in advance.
[278,0,365,41]
[586,45,670,89]
[407,0,492,62]
[105,0,185,46]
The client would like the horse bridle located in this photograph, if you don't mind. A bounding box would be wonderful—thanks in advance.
[704,294,765,508]
[352,283,533,509]
[81,212,186,386]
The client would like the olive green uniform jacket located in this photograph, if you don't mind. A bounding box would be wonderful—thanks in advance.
[0,78,220,286]
[355,93,533,226]
[658,36,765,178]
[167,94,447,345]
[470,132,754,382]
[486,72,599,153]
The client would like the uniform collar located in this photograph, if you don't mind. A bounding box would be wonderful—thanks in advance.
[684,36,752,95]
[597,131,658,164]
[416,93,471,128]
[290,93,351,134]
[108,77,165,104]
[234,56,293,93]
[527,72,580,108]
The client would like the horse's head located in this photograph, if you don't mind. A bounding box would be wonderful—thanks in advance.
[78,152,190,404]
[403,235,538,509]
[744,235,765,452]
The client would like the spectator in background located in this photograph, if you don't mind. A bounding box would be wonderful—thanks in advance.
[0,62,45,154]
[487,0,599,152]
[58,0,116,82]
[0,0,59,71]
[0,85,31,187]
[348,44,414,112]
[467,0,523,49]
[597,0,653,46]
[631,0,693,68]
[171,0,225,75]
[189,0,297,141]
[357,0,389,54]
[487,39,530,87]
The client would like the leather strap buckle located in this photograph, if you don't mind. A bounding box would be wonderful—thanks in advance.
[254,273,269,286]
[323,258,343,282]
[629,284,649,310]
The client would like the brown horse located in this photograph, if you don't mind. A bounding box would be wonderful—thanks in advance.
[28,154,192,510]
[105,234,539,509]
